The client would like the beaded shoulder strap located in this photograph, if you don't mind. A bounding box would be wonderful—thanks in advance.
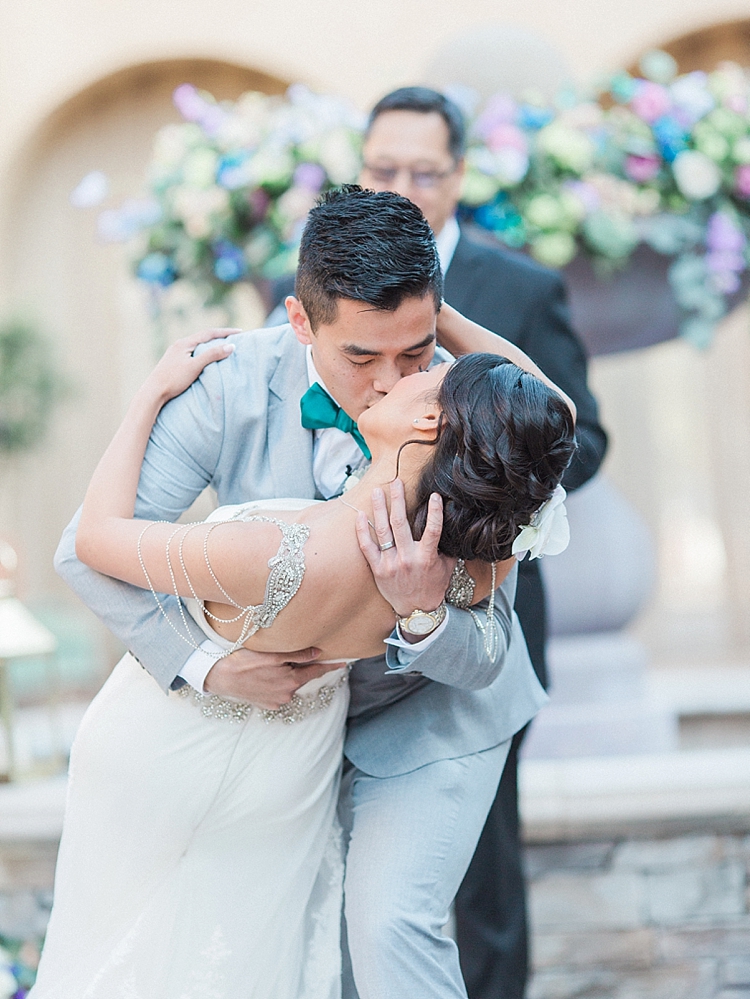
[137,512,310,659]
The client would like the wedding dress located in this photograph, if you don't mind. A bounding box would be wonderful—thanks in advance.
[30,500,349,999]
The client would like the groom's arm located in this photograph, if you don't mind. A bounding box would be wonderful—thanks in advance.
[383,568,517,689]
[55,362,227,691]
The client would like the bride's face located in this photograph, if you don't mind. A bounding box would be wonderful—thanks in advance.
[357,362,451,445]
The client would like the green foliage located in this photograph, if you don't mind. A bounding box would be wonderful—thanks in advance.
[0,319,67,454]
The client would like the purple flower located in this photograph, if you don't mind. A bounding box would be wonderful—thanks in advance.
[248,188,270,220]
[475,94,518,138]
[293,163,326,191]
[624,154,660,183]
[735,165,750,199]
[172,84,227,137]
[563,180,600,212]
[710,270,741,294]
[706,250,745,273]
[631,81,671,123]
[706,212,745,253]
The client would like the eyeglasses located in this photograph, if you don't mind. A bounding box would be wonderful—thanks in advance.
[361,163,457,190]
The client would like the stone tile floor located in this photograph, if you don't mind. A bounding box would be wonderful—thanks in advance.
[527,834,750,999]
[1,832,748,997]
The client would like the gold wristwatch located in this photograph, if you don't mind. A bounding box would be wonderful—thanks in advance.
[397,600,447,637]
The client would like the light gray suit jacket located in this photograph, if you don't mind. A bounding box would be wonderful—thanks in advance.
[55,325,547,777]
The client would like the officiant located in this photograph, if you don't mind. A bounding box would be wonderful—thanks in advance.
[268,86,607,999]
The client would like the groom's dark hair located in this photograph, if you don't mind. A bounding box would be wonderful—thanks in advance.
[295,185,442,331]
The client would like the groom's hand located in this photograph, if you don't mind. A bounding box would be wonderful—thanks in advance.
[204,648,341,709]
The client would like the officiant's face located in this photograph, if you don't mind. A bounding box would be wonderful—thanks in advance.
[287,293,437,421]
[360,110,465,238]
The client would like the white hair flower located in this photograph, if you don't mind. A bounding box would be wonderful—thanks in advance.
[512,484,570,560]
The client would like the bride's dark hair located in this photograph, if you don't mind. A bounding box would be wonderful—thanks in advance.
[409,354,576,562]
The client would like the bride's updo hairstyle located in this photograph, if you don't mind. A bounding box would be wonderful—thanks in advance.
[410,354,576,562]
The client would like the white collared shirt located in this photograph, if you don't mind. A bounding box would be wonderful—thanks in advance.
[435,216,461,275]
[305,347,368,500]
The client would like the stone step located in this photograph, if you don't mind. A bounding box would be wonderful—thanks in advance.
[521,746,750,842]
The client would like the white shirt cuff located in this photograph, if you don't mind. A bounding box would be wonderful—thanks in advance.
[178,639,225,692]
[384,609,450,667]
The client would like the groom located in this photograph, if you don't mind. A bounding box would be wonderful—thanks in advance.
[55,186,547,999]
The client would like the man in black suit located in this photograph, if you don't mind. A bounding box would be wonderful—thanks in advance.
[358,88,608,999]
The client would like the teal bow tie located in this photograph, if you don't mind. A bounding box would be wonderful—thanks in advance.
[300,382,371,460]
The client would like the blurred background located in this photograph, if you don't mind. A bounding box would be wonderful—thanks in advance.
[1,1,750,996]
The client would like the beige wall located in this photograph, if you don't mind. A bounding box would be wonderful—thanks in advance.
[1,0,749,668]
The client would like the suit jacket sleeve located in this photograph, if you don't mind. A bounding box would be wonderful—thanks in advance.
[54,360,229,693]
[517,272,607,491]
[383,567,517,689]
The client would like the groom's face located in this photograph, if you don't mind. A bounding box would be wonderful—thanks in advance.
[287,294,437,421]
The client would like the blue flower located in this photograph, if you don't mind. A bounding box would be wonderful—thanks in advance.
[217,152,251,190]
[213,241,247,283]
[137,252,176,287]
[517,105,554,131]
[652,115,688,162]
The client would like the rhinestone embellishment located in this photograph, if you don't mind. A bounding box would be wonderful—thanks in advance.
[176,669,349,725]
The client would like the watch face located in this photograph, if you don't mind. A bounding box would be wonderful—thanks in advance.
[407,613,436,635]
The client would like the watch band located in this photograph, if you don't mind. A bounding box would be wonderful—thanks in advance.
[397,600,447,637]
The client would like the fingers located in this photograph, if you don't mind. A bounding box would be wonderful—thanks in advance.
[275,647,321,665]
[193,341,235,374]
[420,492,444,550]
[388,479,414,549]
[291,661,346,684]
[186,327,242,349]
[371,487,395,552]
[355,510,381,569]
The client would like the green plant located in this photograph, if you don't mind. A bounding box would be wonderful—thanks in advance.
[0,320,67,454]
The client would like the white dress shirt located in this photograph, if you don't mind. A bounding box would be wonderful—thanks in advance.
[435,216,461,275]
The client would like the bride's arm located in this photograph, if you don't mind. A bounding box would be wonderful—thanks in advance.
[75,330,260,602]
[436,302,576,421]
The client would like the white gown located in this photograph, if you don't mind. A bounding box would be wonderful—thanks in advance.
[31,500,349,999]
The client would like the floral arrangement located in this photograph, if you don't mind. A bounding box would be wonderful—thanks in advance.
[0,320,67,454]
[89,84,363,308]
[461,51,750,346]
[88,54,750,346]
[0,935,40,998]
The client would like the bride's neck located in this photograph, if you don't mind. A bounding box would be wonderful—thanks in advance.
[339,446,423,519]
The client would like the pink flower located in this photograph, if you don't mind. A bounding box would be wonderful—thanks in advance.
[624,154,660,183]
[630,81,671,123]
[735,165,750,199]
[486,124,528,154]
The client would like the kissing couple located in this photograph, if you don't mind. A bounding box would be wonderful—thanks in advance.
[33,186,575,998]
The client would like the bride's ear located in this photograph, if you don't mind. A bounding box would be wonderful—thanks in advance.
[411,413,440,434]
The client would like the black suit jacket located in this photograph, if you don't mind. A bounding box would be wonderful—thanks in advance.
[270,230,607,686]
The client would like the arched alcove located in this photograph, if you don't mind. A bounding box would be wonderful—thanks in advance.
[0,58,288,614]
[629,17,750,73]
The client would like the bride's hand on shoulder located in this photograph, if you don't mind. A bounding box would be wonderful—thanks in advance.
[143,328,240,406]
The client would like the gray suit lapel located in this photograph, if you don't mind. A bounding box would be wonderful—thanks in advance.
[267,341,316,499]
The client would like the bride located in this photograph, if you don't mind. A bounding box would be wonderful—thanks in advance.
[30,305,575,999]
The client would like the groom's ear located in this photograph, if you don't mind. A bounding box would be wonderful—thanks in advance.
[286,296,314,346]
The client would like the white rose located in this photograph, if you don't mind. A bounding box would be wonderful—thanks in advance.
[512,485,570,560]
[672,150,722,200]
[0,963,16,999]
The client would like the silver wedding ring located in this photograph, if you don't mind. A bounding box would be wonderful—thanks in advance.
[379,540,395,551]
